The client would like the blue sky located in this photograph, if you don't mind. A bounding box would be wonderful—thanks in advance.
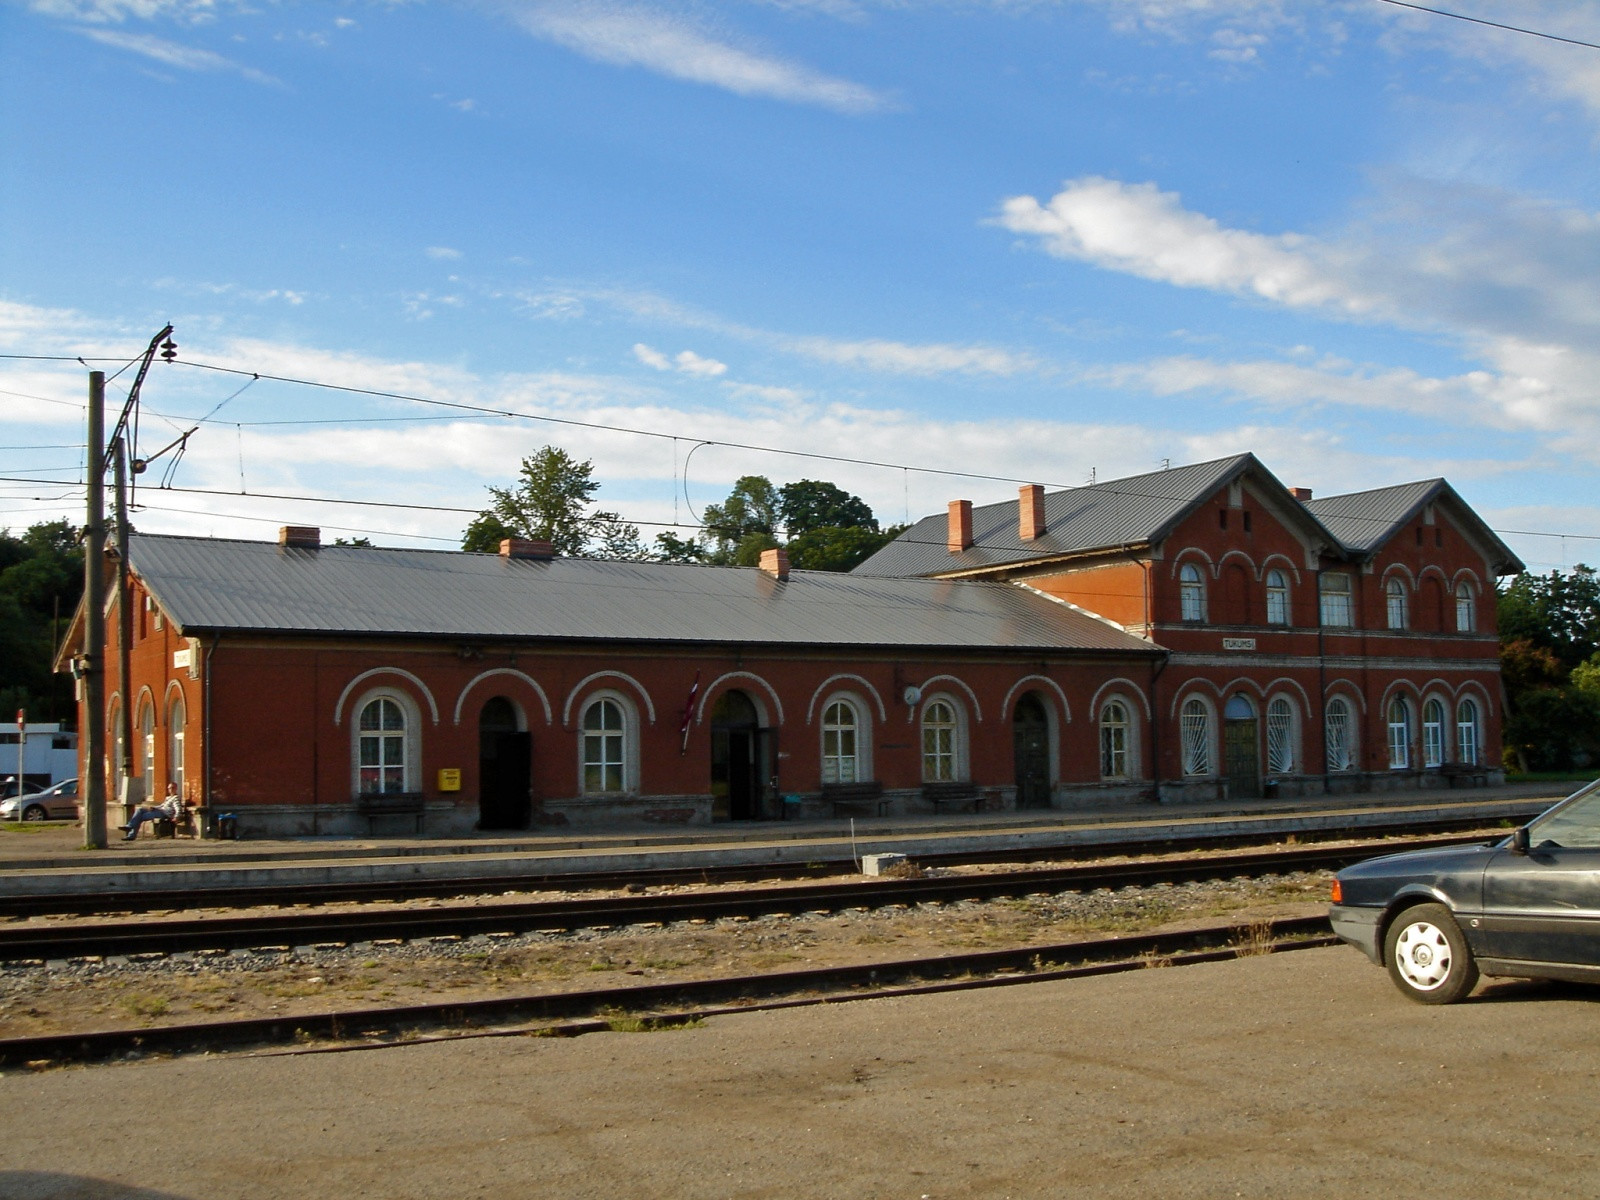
[4,1,1600,572]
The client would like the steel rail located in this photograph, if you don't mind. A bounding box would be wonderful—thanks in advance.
[0,833,1493,962]
[0,915,1338,1069]
[0,809,1538,918]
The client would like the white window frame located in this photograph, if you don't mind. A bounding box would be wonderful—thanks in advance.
[822,695,870,785]
[1180,698,1212,776]
[920,696,965,784]
[1387,697,1413,770]
[139,700,155,792]
[167,694,186,799]
[351,687,423,798]
[1325,697,1355,773]
[1266,697,1295,775]
[1265,570,1290,626]
[1320,573,1353,627]
[1099,699,1131,780]
[1456,582,1476,632]
[1179,563,1206,623]
[357,695,409,795]
[1456,699,1481,766]
[579,691,636,795]
[1386,577,1409,630]
[1422,698,1446,768]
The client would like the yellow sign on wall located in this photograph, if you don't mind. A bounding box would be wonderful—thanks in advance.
[437,768,461,792]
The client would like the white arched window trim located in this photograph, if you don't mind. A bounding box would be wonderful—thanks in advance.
[820,692,872,785]
[1179,562,1206,623]
[1325,695,1357,773]
[351,686,423,798]
[167,693,187,799]
[1265,695,1297,776]
[577,689,640,796]
[919,694,968,783]
[1179,696,1214,777]
[1099,697,1137,780]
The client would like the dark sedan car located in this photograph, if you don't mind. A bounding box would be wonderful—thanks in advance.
[1330,780,1600,1003]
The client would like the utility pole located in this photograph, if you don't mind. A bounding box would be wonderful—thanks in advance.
[114,435,136,820]
[83,372,107,850]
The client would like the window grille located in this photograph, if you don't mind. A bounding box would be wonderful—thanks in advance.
[1266,698,1294,774]
[1180,700,1210,776]
[1325,698,1353,772]
[921,700,957,783]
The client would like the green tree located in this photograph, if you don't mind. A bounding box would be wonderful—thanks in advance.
[787,525,898,572]
[462,446,644,560]
[1497,566,1600,672]
[0,520,84,723]
[700,475,778,564]
[778,480,877,538]
[653,532,703,563]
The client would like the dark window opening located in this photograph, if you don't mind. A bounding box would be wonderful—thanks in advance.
[1242,511,1252,533]
[1219,510,1228,530]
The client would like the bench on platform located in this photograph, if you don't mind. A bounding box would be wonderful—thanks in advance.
[823,781,886,818]
[356,792,426,834]
[922,781,979,814]
[1440,762,1489,788]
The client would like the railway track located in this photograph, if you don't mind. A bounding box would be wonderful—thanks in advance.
[0,807,1538,918]
[0,913,1339,1069]
[0,830,1498,963]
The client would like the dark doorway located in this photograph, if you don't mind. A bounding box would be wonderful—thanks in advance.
[478,697,531,830]
[1012,692,1051,809]
[1222,695,1261,800]
[711,690,767,821]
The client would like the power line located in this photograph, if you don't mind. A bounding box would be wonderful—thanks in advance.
[1374,0,1600,51]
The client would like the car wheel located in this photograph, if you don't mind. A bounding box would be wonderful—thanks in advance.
[21,804,48,822]
[1384,902,1479,1004]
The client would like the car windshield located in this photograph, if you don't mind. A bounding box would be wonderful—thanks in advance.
[1525,786,1600,849]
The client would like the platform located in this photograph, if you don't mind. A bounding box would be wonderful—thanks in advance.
[0,780,1578,901]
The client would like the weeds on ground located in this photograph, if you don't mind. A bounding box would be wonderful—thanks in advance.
[880,859,925,880]
[118,993,169,1019]
[1231,919,1276,958]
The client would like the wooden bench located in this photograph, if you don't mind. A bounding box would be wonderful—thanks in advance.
[356,792,426,834]
[1440,762,1489,788]
[153,804,199,839]
[922,781,979,814]
[823,781,886,818]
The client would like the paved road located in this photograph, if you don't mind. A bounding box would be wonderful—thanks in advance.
[2,946,1597,1199]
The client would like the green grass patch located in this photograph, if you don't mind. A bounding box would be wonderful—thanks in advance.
[1505,771,1595,785]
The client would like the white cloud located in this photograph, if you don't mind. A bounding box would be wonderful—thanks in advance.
[787,334,1038,377]
[674,349,726,377]
[497,1,891,113]
[75,26,281,84]
[426,246,463,261]
[632,342,671,370]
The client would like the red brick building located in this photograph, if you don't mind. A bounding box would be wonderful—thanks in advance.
[61,454,1520,836]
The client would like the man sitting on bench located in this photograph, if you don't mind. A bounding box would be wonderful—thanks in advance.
[121,783,182,841]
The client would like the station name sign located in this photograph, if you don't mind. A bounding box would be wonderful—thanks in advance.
[1222,637,1257,651]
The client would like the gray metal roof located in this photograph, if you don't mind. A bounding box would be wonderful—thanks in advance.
[1305,479,1524,574]
[855,454,1331,578]
[129,533,1157,656]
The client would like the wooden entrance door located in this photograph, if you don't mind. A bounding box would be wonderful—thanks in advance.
[1012,693,1051,809]
[1224,719,1261,800]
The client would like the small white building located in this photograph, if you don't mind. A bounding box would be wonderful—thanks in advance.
[0,722,78,794]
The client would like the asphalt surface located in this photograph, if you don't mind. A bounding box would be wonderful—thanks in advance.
[3,945,1597,1199]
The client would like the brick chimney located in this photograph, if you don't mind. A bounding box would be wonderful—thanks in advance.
[1289,487,1313,502]
[1019,484,1045,541]
[278,526,320,549]
[948,500,973,554]
[759,547,790,581]
[499,538,554,560]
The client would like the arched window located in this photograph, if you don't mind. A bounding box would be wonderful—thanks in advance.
[1179,564,1206,623]
[1325,697,1354,772]
[1387,697,1413,769]
[139,700,155,794]
[108,697,126,801]
[1265,570,1290,626]
[1180,698,1211,776]
[1266,697,1295,774]
[1456,698,1481,766]
[822,699,862,784]
[1099,700,1130,780]
[1386,577,1409,630]
[1456,582,1476,632]
[1422,698,1445,768]
[581,697,627,793]
[921,699,960,783]
[167,695,186,799]
[358,697,408,794]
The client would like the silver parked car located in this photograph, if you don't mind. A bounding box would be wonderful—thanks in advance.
[0,777,80,822]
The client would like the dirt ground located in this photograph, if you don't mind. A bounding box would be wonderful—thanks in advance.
[3,946,1599,1200]
[0,869,1329,1038]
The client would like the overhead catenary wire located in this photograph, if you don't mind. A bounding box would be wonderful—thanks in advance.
[1373,0,1600,52]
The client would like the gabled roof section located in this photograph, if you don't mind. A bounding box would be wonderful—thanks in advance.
[1304,480,1524,574]
[118,533,1159,657]
[854,454,1334,578]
